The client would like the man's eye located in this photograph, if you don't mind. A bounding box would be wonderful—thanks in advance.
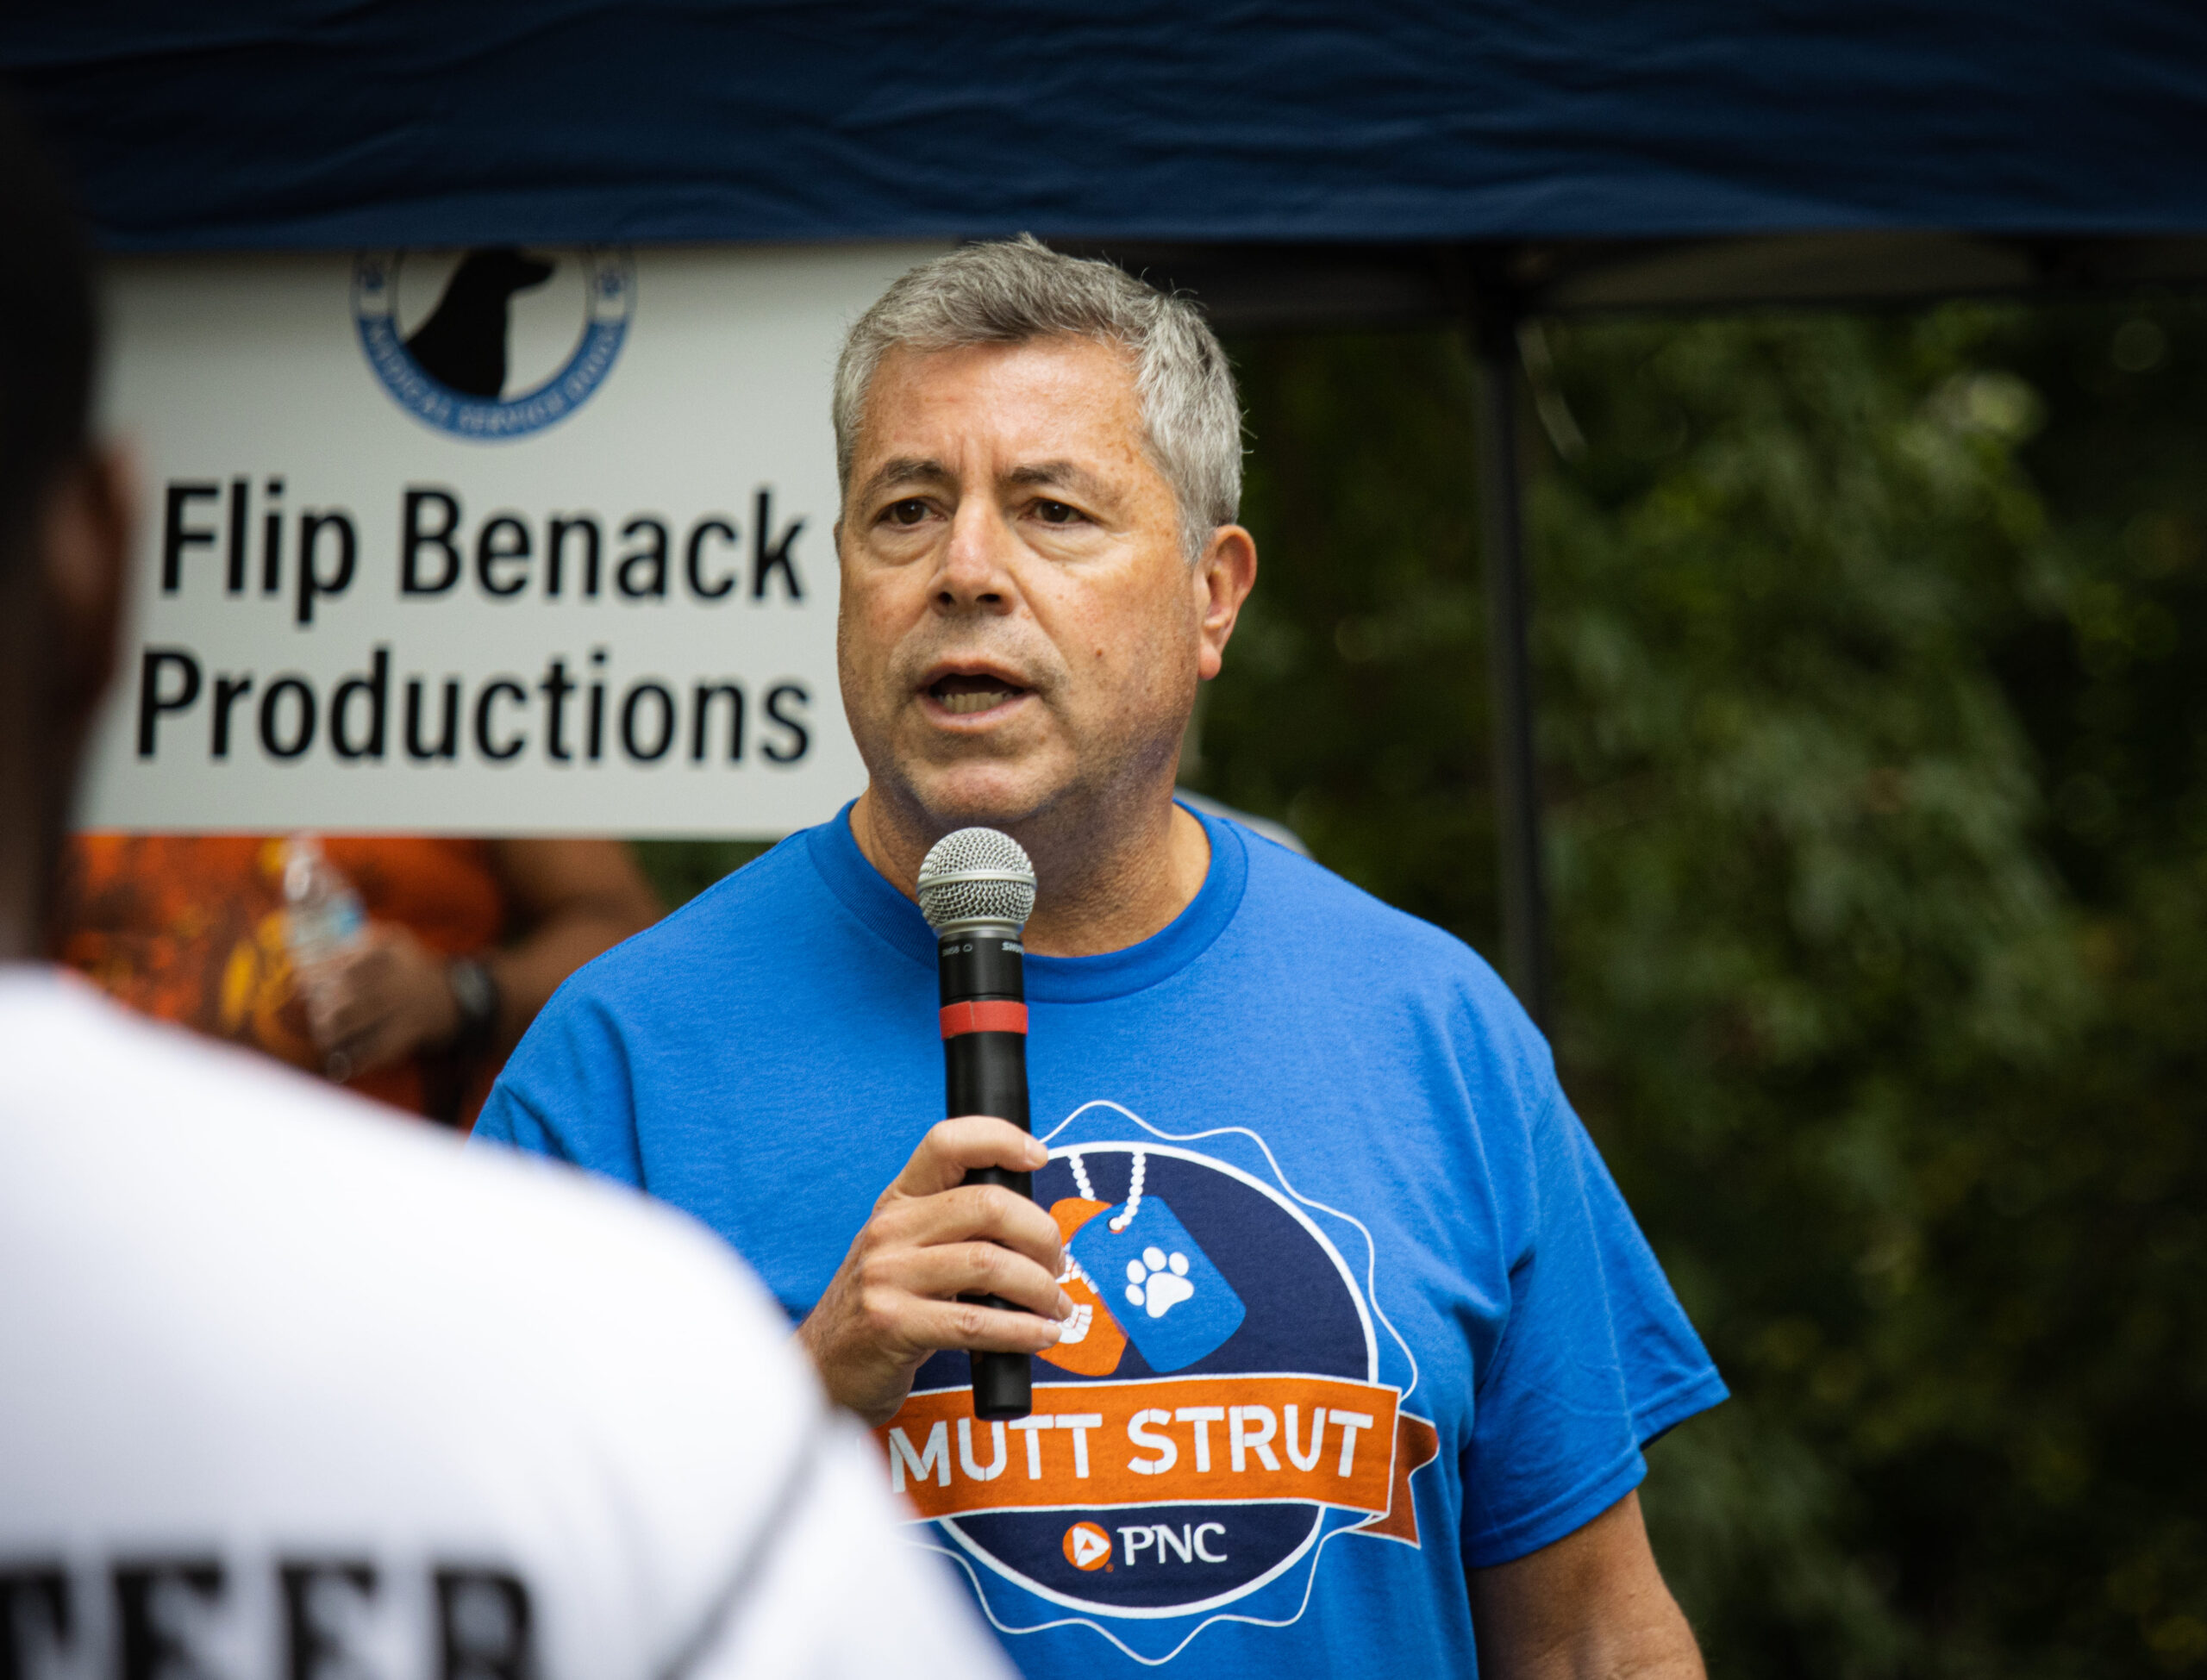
[1035,500,1080,525]
[883,498,930,526]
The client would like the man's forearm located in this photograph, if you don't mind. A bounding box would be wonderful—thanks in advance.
[1468,1493,1705,1680]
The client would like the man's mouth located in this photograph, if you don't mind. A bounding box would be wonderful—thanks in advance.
[927,672,1028,715]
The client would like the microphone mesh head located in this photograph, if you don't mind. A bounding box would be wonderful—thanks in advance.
[917,828,1037,933]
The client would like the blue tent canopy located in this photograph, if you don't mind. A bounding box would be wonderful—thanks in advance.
[10,3,2207,315]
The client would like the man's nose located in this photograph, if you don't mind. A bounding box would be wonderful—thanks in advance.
[931,500,1018,615]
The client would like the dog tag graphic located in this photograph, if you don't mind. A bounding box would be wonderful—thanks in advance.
[1069,1171,1244,1373]
[1038,1196,1129,1377]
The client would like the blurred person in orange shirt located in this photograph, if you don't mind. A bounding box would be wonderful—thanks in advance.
[57,834,659,1126]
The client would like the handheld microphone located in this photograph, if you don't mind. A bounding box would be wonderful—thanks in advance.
[917,828,1040,1422]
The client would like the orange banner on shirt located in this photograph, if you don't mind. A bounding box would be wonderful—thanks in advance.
[876,1377,1438,1543]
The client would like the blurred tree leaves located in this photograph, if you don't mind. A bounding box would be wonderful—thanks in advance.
[631,836,769,909]
[1197,304,2207,1676]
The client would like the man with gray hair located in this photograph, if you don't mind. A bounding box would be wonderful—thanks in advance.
[478,237,1724,1677]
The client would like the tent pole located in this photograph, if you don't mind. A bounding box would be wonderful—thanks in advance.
[1472,308,1551,1032]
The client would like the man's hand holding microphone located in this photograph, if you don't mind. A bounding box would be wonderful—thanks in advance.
[797,829,1072,1427]
[798,1119,1069,1427]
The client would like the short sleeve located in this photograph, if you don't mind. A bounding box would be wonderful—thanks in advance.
[472,978,647,1190]
[1458,1088,1726,1570]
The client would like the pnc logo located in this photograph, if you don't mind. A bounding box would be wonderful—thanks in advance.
[1062,1522,1113,1572]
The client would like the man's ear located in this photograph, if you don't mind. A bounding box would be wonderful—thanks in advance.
[41,444,135,728]
[1194,523,1259,683]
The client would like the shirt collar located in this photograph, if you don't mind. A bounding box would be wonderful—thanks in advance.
[803,798,1247,1003]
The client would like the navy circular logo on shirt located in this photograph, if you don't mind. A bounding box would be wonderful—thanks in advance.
[886,1114,1440,1662]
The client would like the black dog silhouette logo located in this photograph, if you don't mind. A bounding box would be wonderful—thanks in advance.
[353,246,634,440]
[403,249,556,399]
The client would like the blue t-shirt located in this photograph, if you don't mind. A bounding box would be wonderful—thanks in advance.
[476,804,1724,1675]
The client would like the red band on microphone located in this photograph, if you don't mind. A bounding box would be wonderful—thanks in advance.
[940,1000,1028,1039]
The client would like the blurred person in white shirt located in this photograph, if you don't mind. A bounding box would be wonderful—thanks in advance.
[0,95,1009,1680]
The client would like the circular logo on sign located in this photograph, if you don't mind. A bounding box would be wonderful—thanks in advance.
[353,247,634,440]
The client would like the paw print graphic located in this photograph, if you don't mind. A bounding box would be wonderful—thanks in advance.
[1124,1246,1196,1319]
[1069,1189,1246,1372]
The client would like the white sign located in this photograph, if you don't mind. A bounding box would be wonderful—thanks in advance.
[78,243,946,836]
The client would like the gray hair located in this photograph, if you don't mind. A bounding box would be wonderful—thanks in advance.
[833,236,1241,557]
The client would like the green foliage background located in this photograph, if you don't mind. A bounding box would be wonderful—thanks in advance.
[635,297,2207,1676]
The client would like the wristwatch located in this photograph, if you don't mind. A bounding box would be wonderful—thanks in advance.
[446,954,501,1052]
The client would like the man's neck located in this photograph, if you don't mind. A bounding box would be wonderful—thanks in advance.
[0,901,34,964]
[851,784,1211,958]
[0,671,49,965]
[0,805,53,965]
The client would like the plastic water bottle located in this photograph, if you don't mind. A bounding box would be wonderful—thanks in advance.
[282,834,364,1077]
[282,833,365,961]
